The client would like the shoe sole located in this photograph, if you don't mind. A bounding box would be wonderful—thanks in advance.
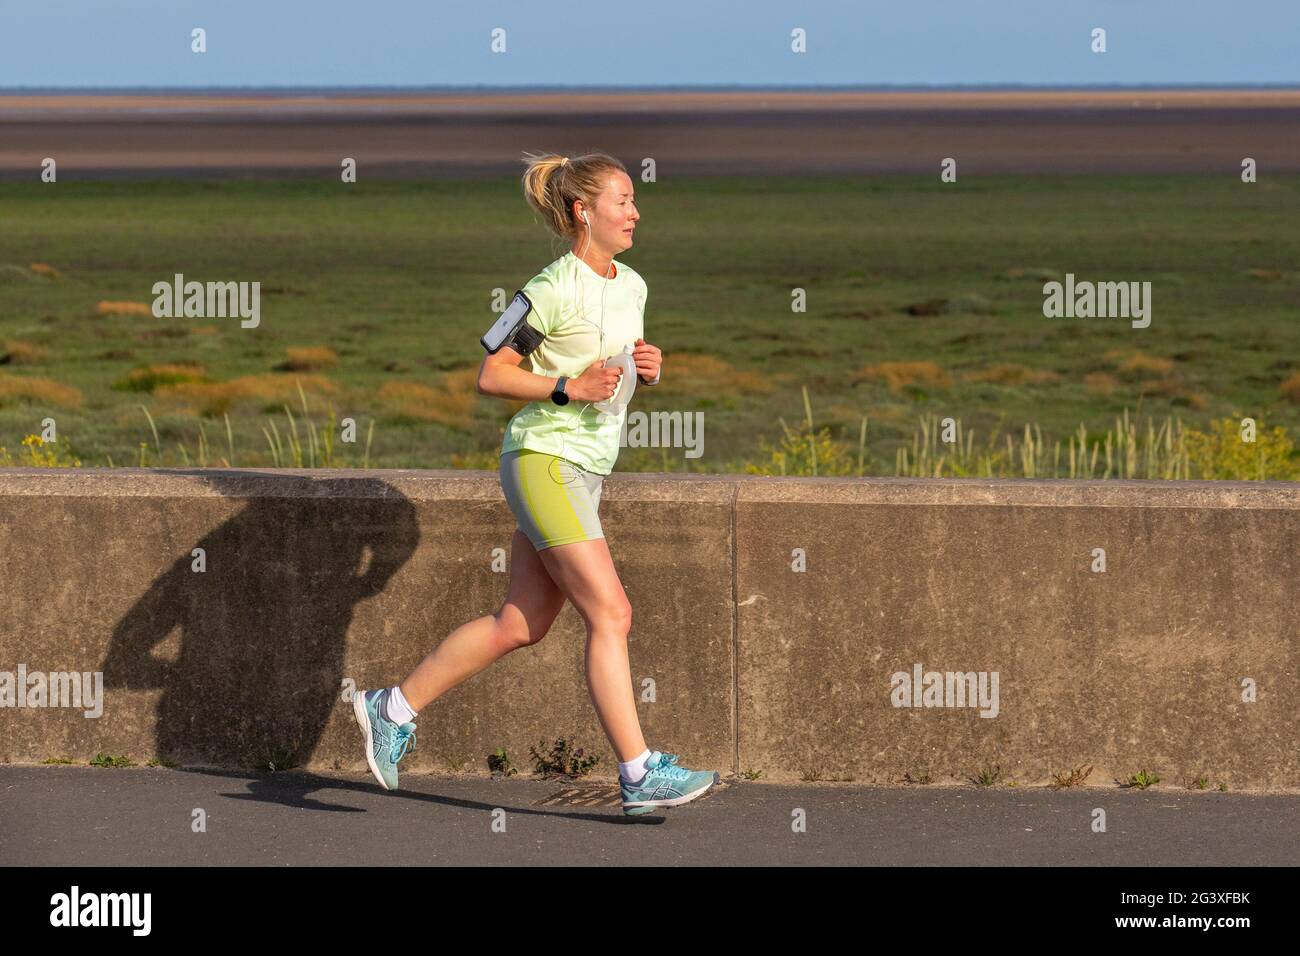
[352,692,394,791]
[622,771,720,815]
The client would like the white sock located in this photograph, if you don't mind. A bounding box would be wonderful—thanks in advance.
[384,686,417,725]
[619,749,652,784]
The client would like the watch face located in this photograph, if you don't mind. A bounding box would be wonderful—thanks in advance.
[552,390,569,406]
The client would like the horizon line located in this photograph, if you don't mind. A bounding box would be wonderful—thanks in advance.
[4,82,1300,95]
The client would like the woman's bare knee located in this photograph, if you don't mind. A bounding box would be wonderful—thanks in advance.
[492,610,531,650]
[533,537,630,639]
[494,599,561,650]
[585,597,632,638]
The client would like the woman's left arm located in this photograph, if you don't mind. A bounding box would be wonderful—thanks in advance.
[633,337,661,386]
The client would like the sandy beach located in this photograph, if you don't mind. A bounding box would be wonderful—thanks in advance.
[2,89,1298,176]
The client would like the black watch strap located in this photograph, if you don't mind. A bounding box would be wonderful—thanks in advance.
[551,375,569,405]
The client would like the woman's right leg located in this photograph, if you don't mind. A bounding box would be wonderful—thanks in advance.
[398,527,566,712]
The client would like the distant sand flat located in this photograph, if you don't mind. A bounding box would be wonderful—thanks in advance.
[2,89,1298,176]
[5,89,1300,113]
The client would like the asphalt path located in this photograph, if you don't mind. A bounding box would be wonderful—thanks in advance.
[2,766,1295,866]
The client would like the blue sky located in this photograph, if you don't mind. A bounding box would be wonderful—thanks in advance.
[2,0,1297,88]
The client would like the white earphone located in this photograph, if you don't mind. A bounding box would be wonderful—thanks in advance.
[556,201,617,466]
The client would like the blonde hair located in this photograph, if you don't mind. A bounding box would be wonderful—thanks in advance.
[520,151,628,244]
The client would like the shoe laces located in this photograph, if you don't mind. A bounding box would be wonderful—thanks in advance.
[648,751,688,781]
[390,725,417,764]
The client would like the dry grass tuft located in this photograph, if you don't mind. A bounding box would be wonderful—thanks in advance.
[156,373,336,416]
[1084,371,1119,395]
[858,360,950,394]
[960,363,1060,385]
[379,368,479,428]
[279,346,340,371]
[1117,353,1176,377]
[655,353,772,396]
[95,301,154,318]
[0,372,83,408]
[115,363,208,393]
[1135,377,1208,409]
[1,340,50,365]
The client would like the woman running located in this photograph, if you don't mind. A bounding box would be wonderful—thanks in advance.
[353,151,719,816]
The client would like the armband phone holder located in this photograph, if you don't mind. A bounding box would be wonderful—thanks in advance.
[481,291,545,355]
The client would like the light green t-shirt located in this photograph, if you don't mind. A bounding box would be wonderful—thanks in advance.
[500,251,648,476]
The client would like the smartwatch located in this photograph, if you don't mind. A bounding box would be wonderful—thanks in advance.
[550,375,570,406]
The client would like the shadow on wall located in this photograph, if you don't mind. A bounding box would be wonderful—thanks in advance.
[100,471,420,769]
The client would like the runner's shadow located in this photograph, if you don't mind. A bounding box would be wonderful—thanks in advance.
[101,471,419,773]
[179,766,666,825]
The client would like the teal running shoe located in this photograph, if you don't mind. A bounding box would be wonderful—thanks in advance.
[620,751,719,816]
[352,688,417,791]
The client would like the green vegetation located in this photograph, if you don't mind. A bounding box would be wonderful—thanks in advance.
[528,737,599,779]
[1122,769,1161,789]
[259,747,299,772]
[2,176,1297,476]
[744,388,1300,479]
[89,752,134,767]
[487,747,517,777]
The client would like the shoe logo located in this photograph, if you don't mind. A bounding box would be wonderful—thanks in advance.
[622,778,684,802]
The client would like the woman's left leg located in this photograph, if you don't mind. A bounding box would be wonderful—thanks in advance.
[398,527,566,712]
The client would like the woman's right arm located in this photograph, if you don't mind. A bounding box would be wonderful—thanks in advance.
[477,347,556,401]
[477,349,620,403]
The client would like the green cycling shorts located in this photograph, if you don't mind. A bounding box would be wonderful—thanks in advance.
[500,448,605,551]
